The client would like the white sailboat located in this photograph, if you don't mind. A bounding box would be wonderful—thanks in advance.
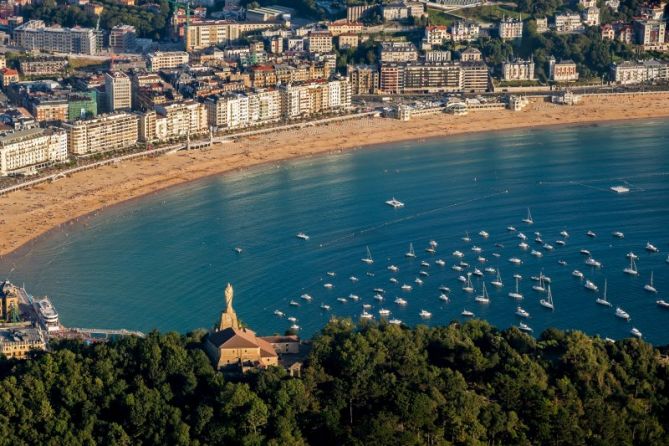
[385,197,405,208]
[644,271,657,293]
[615,307,630,320]
[475,282,490,304]
[596,279,612,307]
[532,275,546,293]
[522,208,534,224]
[463,273,474,293]
[361,246,374,264]
[508,276,523,300]
[539,285,554,310]
[405,243,416,258]
[623,257,638,276]
[491,270,503,288]
[657,299,669,309]
[584,280,598,292]
[462,232,471,243]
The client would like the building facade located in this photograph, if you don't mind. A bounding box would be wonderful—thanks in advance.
[379,41,419,63]
[610,60,669,84]
[148,51,190,71]
[347,64,379,95]
[501,59,535,81]
[14,20,98,55]
[0,127,68,175]
[498,17,523,39]
[63,112,139,155]
[205,89,281,130]
[549,57,579,82]
[0,328,46,359]
[105,71,132,112]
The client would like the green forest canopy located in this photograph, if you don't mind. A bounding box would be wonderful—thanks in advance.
[0,319,668,445]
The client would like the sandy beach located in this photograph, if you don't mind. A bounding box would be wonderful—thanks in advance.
[2,93,669,258]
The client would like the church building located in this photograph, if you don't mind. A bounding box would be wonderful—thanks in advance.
[203,283,279,369]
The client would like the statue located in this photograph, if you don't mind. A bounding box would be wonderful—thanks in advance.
[225,283,234,313]
[217,282,239,331]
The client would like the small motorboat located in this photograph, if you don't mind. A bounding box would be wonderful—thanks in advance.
[419,270,429,277]
[519,242,529,250]
[484,267,496,274]
[518,232,528,240]
[323,283,334,289]
[374,288,386,294]
[388,265,399,273]
[348,294,360,301]
[350,276,359,282]
[515,306,530,318]
[290,324,300,331]
[657,299,669,309]
[555,240,566,246]
[471,246,482,253]
[558,260,568,266]
[363,304,372,309]
[326,271,336,277]
[646,242,659,253]
[435,259,446,267]
[543,243,554,251]
[336,297,347,303]
[612,231,624,239]
[378,308,391,317]
[585,257,602,268]
[479,230,489,239]
[287,316,297,323]
[273,310,285,317]
[530,250,543,258]
[587,230,597,238]
[320,304,331,311]
[560,230,569,238]
[477,256,487,263]
[419,309,432,319]
[509,257,522,265]
[507,226,517,232]
[420,261,430,268]
[439,285,451,293]
[394,297,407,306]
[630,327,642,338]
[289,300,300,307]
[472,268,483,277]
[452,250,464,258]
[580,249,591,256]
[438,293,449,302]
[401,284,413,292]
[389,277,398,284]
[461,309,475,317]
[234,247,243,254]
[360,311,373,320]
[452,265,463,272]
[518,322,533,333]
[584,280,598,292]
[389,318,402,325]
[414,278,424,286]
[300,293,312,301]
[385,197,405,208]
[373,294,384,301]
[615,307,630,320]
[296,232,310,240]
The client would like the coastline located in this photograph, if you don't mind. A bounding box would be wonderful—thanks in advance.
[2,93,669,259]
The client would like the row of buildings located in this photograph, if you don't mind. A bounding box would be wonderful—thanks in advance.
[0,78,351,175]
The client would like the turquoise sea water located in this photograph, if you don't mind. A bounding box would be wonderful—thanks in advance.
[3,120,669,342]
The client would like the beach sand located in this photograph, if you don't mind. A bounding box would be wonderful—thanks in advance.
[2,93,669,257]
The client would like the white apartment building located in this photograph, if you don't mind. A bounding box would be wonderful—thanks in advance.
[148,51,190,71]
[498,17,523,39]
[379,41,419,63]
[502,59,535,81]
[582,6,600,26]
[554,13,583,32]
[63,113,139,155]
[14,20,98,55]
[185,20,276,51]
[206,89,282,130]
[611,60,669,84]
[281,79,351,120]
[450,21,480,42]
[0,127,68,175]
[154,101,208,141]
[424,26,451,46]
[105,71,132,112]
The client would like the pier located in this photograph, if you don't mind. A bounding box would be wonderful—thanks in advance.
[66,327,146,339]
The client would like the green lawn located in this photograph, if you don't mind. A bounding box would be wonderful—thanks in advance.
[427,8,459,26]
[457,5,529,22]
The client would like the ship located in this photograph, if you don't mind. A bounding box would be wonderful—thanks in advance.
[34,296,60,332]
